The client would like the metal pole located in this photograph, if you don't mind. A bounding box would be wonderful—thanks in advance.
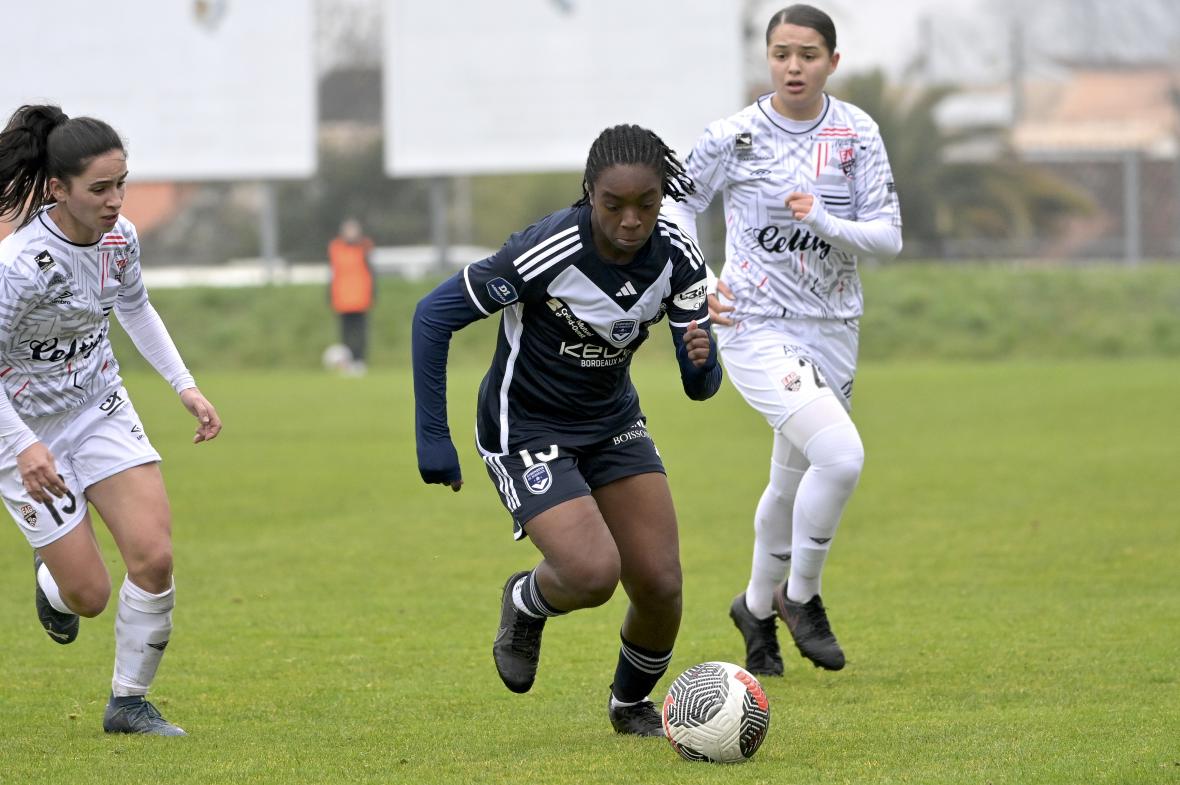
[1009,18,1024,123]
[260,181,282,283]
[431,176,450,273]
[1123,151,1141,265]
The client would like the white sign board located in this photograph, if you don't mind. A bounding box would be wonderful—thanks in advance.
[1,0,316,181]
[384,0,744,176]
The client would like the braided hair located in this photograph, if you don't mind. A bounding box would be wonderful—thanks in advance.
[574,124,695,207]
[0,104,124,228]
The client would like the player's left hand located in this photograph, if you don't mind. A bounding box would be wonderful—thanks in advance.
[681,320,712,367]
[786,191,815,221]
[180,388,223,444]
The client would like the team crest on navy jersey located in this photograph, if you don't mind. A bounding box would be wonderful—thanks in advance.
[610,319,638,344]
[522,463,552,495]
[486,277,519,305]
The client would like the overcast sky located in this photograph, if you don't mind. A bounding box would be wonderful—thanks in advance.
[826,0,986,74]
[322,0,1179,85]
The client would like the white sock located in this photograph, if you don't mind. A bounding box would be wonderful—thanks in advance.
[37,560,76,615]
[610,694,648,709]
[782,399,864,604]
[745,433,807,617]
[111,576,175,698]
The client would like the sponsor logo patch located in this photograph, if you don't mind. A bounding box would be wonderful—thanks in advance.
[672,283,707,311]
[612,419,650,446]
[486,277,518,305]
[734,131,773,161]
[546,298,593,338]
[523,463,552,495]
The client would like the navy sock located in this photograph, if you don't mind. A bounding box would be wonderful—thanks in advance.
[514,569,566,618]
[611,635,673,703]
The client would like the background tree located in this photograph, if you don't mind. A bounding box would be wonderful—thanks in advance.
[834,70,1094,258]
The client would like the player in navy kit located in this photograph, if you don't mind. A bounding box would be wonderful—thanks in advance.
[0,105,222,736]
[413,124,720,737]
[662,5,902,677]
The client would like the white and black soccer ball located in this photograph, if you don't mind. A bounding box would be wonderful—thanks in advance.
[321,343,353,372]
[662,661,771,764]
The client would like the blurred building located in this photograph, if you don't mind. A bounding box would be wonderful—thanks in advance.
[938,64,1180,261]
[1012,66,1179,260]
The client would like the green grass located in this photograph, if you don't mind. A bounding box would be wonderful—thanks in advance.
[106,261,1180,373]
[1,358,1177,784]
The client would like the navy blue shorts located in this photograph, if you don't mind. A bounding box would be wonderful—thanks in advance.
[481,418,665,539]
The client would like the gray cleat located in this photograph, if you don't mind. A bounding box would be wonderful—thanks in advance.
[774,584,845,671]
[103,695,187,736]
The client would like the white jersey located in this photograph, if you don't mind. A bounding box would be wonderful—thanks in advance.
[664,93,901,321]
[0,210,157,418]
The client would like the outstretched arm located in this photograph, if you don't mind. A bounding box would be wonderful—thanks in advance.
[412,274,482,491]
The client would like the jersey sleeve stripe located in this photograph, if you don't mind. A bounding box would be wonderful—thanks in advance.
[658,220,705,270]
[511,225,580,275]
[461,265,492,317]
[520,243,581,282]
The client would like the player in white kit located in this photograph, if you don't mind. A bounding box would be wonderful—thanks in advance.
[662,5,902,675]
[0,105,222,735]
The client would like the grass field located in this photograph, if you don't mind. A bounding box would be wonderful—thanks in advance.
[1,358,1177,784]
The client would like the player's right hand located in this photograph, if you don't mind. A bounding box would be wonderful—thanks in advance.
[17,442,67,504]
[708,279,736,326]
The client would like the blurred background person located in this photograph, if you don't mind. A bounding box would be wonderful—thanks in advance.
[327,216,375,375]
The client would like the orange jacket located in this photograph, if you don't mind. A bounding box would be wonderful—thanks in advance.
[328,237,375,313]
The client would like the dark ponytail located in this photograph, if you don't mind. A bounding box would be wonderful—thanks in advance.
[0,104,124,228]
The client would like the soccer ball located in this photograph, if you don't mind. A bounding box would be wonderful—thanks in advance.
[662,661,770,764]
[321,343,353,372]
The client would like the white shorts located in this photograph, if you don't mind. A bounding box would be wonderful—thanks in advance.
[2,386,161,548]
[715,315,859,431]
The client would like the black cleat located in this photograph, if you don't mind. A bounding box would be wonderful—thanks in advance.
[608,695,665,737]
[492,571,546,694]
[729,593,783,677]
[34,554,79,645]
[103,695,187,736]
[774,584,845,671]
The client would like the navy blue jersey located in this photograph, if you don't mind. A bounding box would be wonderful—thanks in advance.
[461,204,708,454]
